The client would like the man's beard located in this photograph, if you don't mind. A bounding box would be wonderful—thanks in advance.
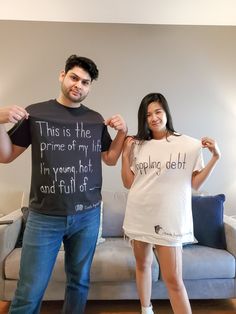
[61,85,87,103]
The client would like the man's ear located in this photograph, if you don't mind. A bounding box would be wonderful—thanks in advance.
[59,70,65,82]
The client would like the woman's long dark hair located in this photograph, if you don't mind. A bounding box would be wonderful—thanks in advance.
[135,93,178,141]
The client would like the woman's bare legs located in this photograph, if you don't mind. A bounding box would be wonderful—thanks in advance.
[133,240,154,312]
[155,245,192,314]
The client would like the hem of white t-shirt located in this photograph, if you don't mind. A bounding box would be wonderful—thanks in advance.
[124,231,183,247]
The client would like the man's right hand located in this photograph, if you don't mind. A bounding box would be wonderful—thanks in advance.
[0,105,29,124]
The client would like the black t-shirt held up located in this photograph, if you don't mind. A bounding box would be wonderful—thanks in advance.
[8,99,112,216]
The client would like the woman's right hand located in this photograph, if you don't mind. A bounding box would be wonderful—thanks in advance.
[123,136,135,158]
[122,136,136,189]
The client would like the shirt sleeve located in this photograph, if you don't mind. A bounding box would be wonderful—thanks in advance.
[193,147,204,172]
[7,117,31,148]
[101,125,112,152]
[130,142,138,174]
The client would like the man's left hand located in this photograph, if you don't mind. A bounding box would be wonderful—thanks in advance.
[104,114,127,133]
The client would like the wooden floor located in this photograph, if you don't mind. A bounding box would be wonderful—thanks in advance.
[1,299,236,313]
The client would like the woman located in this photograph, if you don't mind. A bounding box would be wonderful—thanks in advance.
[122,93,220,314]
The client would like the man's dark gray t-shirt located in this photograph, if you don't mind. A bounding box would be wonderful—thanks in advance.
[8,99,112,215]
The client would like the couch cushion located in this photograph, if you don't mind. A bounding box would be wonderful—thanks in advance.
[4,238,159,283]
[4,248,22,280]
[192,194,226,249]
[96,201,105,245]
[182,244,235,280]
[102,191,127,237]
[92,238,159,282]
[4,248,66,282]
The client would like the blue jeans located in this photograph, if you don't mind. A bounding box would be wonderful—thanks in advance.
[9,206,100,314]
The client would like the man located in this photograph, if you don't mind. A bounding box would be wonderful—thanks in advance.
[0,55,127,314]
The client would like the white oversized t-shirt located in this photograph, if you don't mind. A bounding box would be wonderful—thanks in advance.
[123,134,204,246]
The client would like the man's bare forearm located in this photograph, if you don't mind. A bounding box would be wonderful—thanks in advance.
[0,124,14,162]
[0,105,29,163]
[102,130,127,165]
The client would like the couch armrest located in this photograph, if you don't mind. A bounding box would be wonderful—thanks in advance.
[0,208,22,262]
[224,215,236,257]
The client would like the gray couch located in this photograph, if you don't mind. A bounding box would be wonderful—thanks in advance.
[0,190,236,301]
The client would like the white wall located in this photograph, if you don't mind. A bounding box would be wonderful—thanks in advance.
[0,0,236,25]
[0,21,236,214]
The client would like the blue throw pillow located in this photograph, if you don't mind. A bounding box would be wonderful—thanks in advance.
[192,194,226,249]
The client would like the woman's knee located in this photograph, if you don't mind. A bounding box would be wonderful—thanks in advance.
[163,273,185,292]
[135,255,153,272]
[133,242,153,272]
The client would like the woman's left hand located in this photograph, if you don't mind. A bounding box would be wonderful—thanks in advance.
[201,137,221,159]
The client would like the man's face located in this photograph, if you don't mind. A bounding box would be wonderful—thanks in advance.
[59,66,92,104]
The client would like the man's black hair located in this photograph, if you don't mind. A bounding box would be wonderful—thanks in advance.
[65,54,99,81]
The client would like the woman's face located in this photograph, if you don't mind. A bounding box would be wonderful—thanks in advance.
[146,101,167,135]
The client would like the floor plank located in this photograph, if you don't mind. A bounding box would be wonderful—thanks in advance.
[1,299,236,314]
